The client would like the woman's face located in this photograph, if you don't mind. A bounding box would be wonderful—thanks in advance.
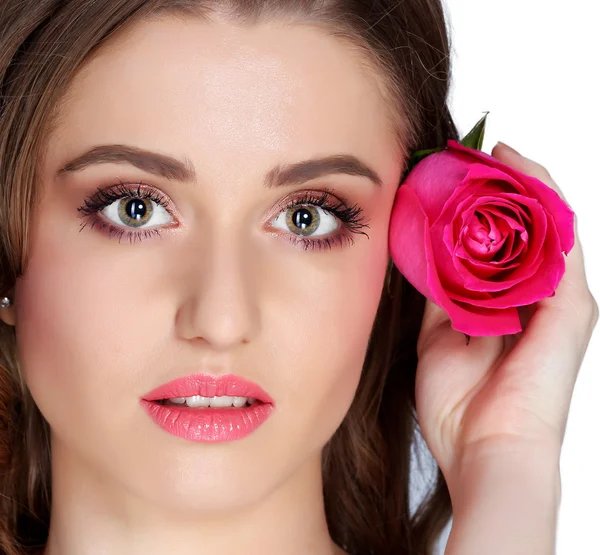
[9,16,403,512]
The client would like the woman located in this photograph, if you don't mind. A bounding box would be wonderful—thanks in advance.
[0,1,596,554]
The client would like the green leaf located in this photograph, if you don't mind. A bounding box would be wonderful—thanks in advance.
[459,112,489,150]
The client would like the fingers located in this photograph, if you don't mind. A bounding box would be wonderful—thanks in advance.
[417,298,452,358]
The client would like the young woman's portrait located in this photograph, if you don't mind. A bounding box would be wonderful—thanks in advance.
[0,1,597,554]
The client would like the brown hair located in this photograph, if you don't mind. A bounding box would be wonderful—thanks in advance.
[0,1,459,554]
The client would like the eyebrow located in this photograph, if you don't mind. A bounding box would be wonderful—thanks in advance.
[57,144,383,188]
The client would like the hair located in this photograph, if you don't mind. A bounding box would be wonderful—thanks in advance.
[0,1,459,554]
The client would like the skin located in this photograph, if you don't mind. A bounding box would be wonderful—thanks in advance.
[0,11,597,555]
[1,15,402,555]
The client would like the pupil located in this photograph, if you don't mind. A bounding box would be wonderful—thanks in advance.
[293,208,312,229]
[127,200,147,221]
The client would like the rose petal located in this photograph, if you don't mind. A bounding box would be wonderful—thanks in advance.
[431,173,520,232]
[453,200,525,262]
[456,207,527,271]
[447,140,575,253]
[460,207,527,262]
[457,162,529,196]
[428,252,523,335]
[437,192,547,293]
[461,193,547,292]
[388,185,435,300]
[448,300,522,336]
[388,185,520,335]
[449,215,565,309]
[462,211,505,259]
[402,151,480,222]
[468,200,531,265]
[476,207,527,263]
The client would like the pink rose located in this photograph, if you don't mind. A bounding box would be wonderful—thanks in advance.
[389,140,575,336]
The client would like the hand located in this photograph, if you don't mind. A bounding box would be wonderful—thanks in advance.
[413,142,598,493]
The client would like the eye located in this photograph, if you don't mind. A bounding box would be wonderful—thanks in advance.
[102,196,172,229]
[271,204,339,237]
[78,182,178,243]
[266,189,371,251]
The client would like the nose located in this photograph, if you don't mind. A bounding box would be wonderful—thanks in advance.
[174,233,261,350]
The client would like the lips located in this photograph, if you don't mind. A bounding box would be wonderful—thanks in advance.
[140,374,274,443]
[141,373,274,404]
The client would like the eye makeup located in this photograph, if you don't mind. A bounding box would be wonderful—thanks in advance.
[77,180,371,251]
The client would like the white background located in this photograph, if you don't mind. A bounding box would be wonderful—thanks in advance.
[409,1,600,552]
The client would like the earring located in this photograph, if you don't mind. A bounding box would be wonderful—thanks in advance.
[1,297,11,308]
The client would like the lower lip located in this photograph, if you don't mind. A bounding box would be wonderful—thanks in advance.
[140,400,274,442]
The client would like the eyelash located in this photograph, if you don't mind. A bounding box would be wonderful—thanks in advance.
[77,181,371,251]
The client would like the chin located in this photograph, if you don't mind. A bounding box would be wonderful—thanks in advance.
[115,443,286,514]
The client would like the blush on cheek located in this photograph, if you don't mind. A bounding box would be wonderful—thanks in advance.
[338,244,389,342]
[282,243,388,450]
[14,254,102,424]
[13,219,145,424]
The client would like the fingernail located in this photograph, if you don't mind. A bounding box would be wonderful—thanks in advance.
[496,141,521,156]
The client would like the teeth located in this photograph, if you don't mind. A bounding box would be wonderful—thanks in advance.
[186,395,210,408]
[232,396,247,407]
[164,395,255,408]
[209,395,234,408]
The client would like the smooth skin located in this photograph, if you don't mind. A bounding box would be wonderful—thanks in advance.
[0,14,596,555]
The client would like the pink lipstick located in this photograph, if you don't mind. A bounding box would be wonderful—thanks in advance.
[140,374,274,442]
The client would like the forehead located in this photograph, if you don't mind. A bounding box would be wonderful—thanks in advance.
[48,16,399,185]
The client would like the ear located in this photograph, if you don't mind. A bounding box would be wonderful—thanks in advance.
[0,295,16,327]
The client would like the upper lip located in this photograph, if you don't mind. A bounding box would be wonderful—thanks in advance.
[141,373,274,404]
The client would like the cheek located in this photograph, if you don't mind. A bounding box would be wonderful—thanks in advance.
[13,202,164,441]
[270,233,389,450]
